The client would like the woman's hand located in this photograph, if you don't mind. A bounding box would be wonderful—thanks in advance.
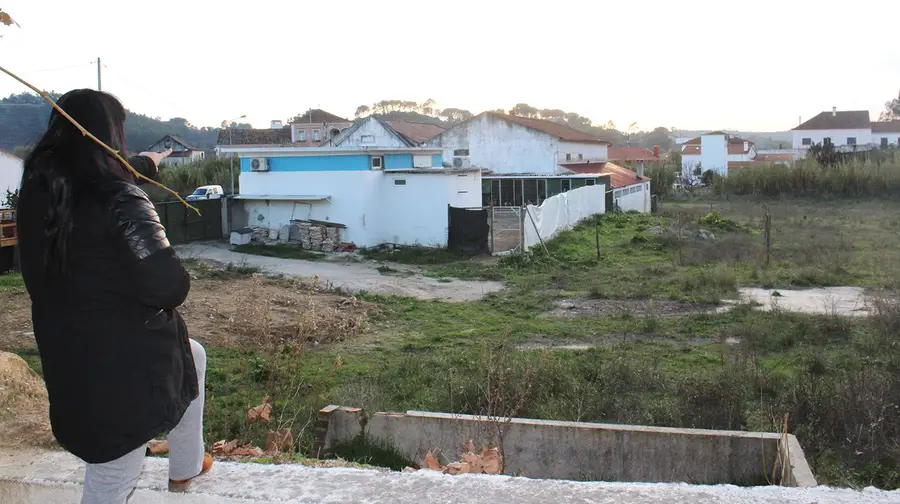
[137,148,173,167]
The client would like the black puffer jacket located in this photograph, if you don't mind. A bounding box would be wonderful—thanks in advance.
[17,156,198,464]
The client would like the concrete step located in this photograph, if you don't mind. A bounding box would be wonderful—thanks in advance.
[2,449,899,504]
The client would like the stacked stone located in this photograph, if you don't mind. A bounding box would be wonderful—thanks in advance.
[308,225,324,250]
[321,227,339,252]
[291,221,313,249]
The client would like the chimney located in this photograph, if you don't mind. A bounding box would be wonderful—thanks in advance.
[637,162,645,178]
[653,144,660,158]
[832,107,837,117]
[743,141,749,152]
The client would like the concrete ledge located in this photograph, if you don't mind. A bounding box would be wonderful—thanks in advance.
[0,449,898,504]
[322,407,818,486]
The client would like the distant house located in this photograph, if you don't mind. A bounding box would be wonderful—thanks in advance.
[290,109,352,146]
[872,121,900,149]
[215,127,293,156]
[792,108,872,152]
[333,116,445,148]
[146,135,205,166]
[681,132,757,177]
[562,162,651,213]
[0,149,22,199]
[608,146,662,176]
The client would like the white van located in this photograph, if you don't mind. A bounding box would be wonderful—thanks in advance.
[186,185,224,201]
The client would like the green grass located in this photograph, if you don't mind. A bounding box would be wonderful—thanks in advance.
[0,272,24,292]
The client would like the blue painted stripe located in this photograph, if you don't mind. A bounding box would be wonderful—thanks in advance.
[384,154,412,169]
[432,154,443,167]
[240,155,370,173]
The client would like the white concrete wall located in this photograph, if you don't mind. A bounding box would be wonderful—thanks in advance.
[872,132,900,148]
[336,118,407,148]
[426,114,558,174]
[792,128,873,150]
[558,141,608,163]
[241,171,381,246]
[612,181,651,213]
[700,134,728,176]
[376,171,481,246]
[0,151,23,198]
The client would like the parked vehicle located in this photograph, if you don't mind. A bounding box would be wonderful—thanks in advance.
[186,185,224,201]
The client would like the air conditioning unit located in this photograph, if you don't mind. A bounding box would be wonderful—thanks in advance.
[250,158,269,172]
[452,156,471,168]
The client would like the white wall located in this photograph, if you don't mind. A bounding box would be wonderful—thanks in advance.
[336,118,407,148]
[426,114,558,174]
[792,128,872,150]
[523,184,606,251]
[376,171,481,246]
[872,132,900,148]
[612,181,651,213]
[0,151,23,198]
[700,134,728,176]
[558,141,608,163]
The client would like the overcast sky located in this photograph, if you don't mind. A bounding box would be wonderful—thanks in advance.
[1,0,897,132]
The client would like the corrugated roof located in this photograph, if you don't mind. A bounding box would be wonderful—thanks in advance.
[872,121,900,133]
[560,162,645,188]
[384,121,446,145]
[486,112,610,144]
[290,109,350,124]
[216,127,293,146]
[608,147,659,162]
[793,110,870,131]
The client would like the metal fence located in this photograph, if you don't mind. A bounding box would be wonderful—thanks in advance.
[488,207,523,254]
[154,198,223,245]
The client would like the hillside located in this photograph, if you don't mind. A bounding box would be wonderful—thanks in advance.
[0,92,219,153]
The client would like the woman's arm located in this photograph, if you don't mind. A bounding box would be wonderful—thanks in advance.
[112,182,190,309]
[128,149,172,184]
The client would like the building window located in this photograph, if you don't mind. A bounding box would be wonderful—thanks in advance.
[561,179,571,191]
[453,149,470,156]
[394,179,406,186]
[371,156,383,170]
[313,129,321,141]
[823,137,831,145]
[298,130,306,142]
[847,137,857,145]
[584,179,595,186]
[360,135,375,144]
[578,154,583,161]
[882,138,889,148]
[801,137,811,146]
[565,153,572,161]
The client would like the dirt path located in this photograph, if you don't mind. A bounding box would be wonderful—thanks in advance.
[177,243,504,302]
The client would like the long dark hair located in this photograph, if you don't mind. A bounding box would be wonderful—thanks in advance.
[21,89,133,275]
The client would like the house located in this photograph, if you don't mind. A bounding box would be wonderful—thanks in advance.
[872,121,900,148]
[680,132,757,177]
[608,146,662,176]
[426,112,611,173]
[562,162,651,213]
[146,135,205,166]
[332,116,445,148]
[217,145,481,248]
[0,149,22,200]
[290,109,353,146]
[792,108,872,152]
[215,127,293,156]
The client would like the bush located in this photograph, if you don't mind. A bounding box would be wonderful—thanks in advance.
[156,158,235,195]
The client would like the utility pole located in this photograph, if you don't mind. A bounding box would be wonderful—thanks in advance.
[97,57,102,91]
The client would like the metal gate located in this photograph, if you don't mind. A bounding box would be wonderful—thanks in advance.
[487,206,523,255]
[154,198,223,245]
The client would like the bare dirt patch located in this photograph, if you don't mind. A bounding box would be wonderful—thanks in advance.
[546,298,718,318]
[0,289,35,350]
[0,352,55,450]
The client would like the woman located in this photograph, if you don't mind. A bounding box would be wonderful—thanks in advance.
[16,89,212,503]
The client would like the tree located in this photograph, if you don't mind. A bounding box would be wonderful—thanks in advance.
[509,103,539,118]
[879,90,900,121]
[440,108,473,124]
[421,98,438,117]
[539,109,566,122]
[564,112,592,130]
[603,120,616,130]
[3,189,18,209]
[354,105,371,118]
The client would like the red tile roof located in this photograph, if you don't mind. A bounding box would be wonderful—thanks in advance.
[384,121,446,145]
[290,109,350,124]
[872,121,900,133]
[755,153,794,162]
[793,110,870,131]
[486,112,610,144]
[560,162,645,188]
[608,147,659,162]
[216,127,293,146]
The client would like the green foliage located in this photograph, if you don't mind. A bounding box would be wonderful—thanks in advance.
[697,211,750,232]
[724,158,900,198]
[3,188,18,209]
[155,158,234,195]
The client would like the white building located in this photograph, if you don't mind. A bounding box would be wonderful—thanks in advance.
[792,108,872,152]
[872,121,900,148]
[0,149,23,201]
[333,116,446,149]
[218,146,481,248]
[426,112,610,173]
[146,135,205,166]
[680,132,757,177]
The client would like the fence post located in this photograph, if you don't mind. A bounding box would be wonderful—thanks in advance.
[764,204,772,267]
[489,206,495,254]
[595,220,601,261]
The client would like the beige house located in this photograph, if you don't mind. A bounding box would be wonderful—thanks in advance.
[290,109,352,146]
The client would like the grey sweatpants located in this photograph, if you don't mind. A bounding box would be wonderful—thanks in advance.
[80,339,207,504]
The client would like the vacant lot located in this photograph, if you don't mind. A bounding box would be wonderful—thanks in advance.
[4,198,900,488]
